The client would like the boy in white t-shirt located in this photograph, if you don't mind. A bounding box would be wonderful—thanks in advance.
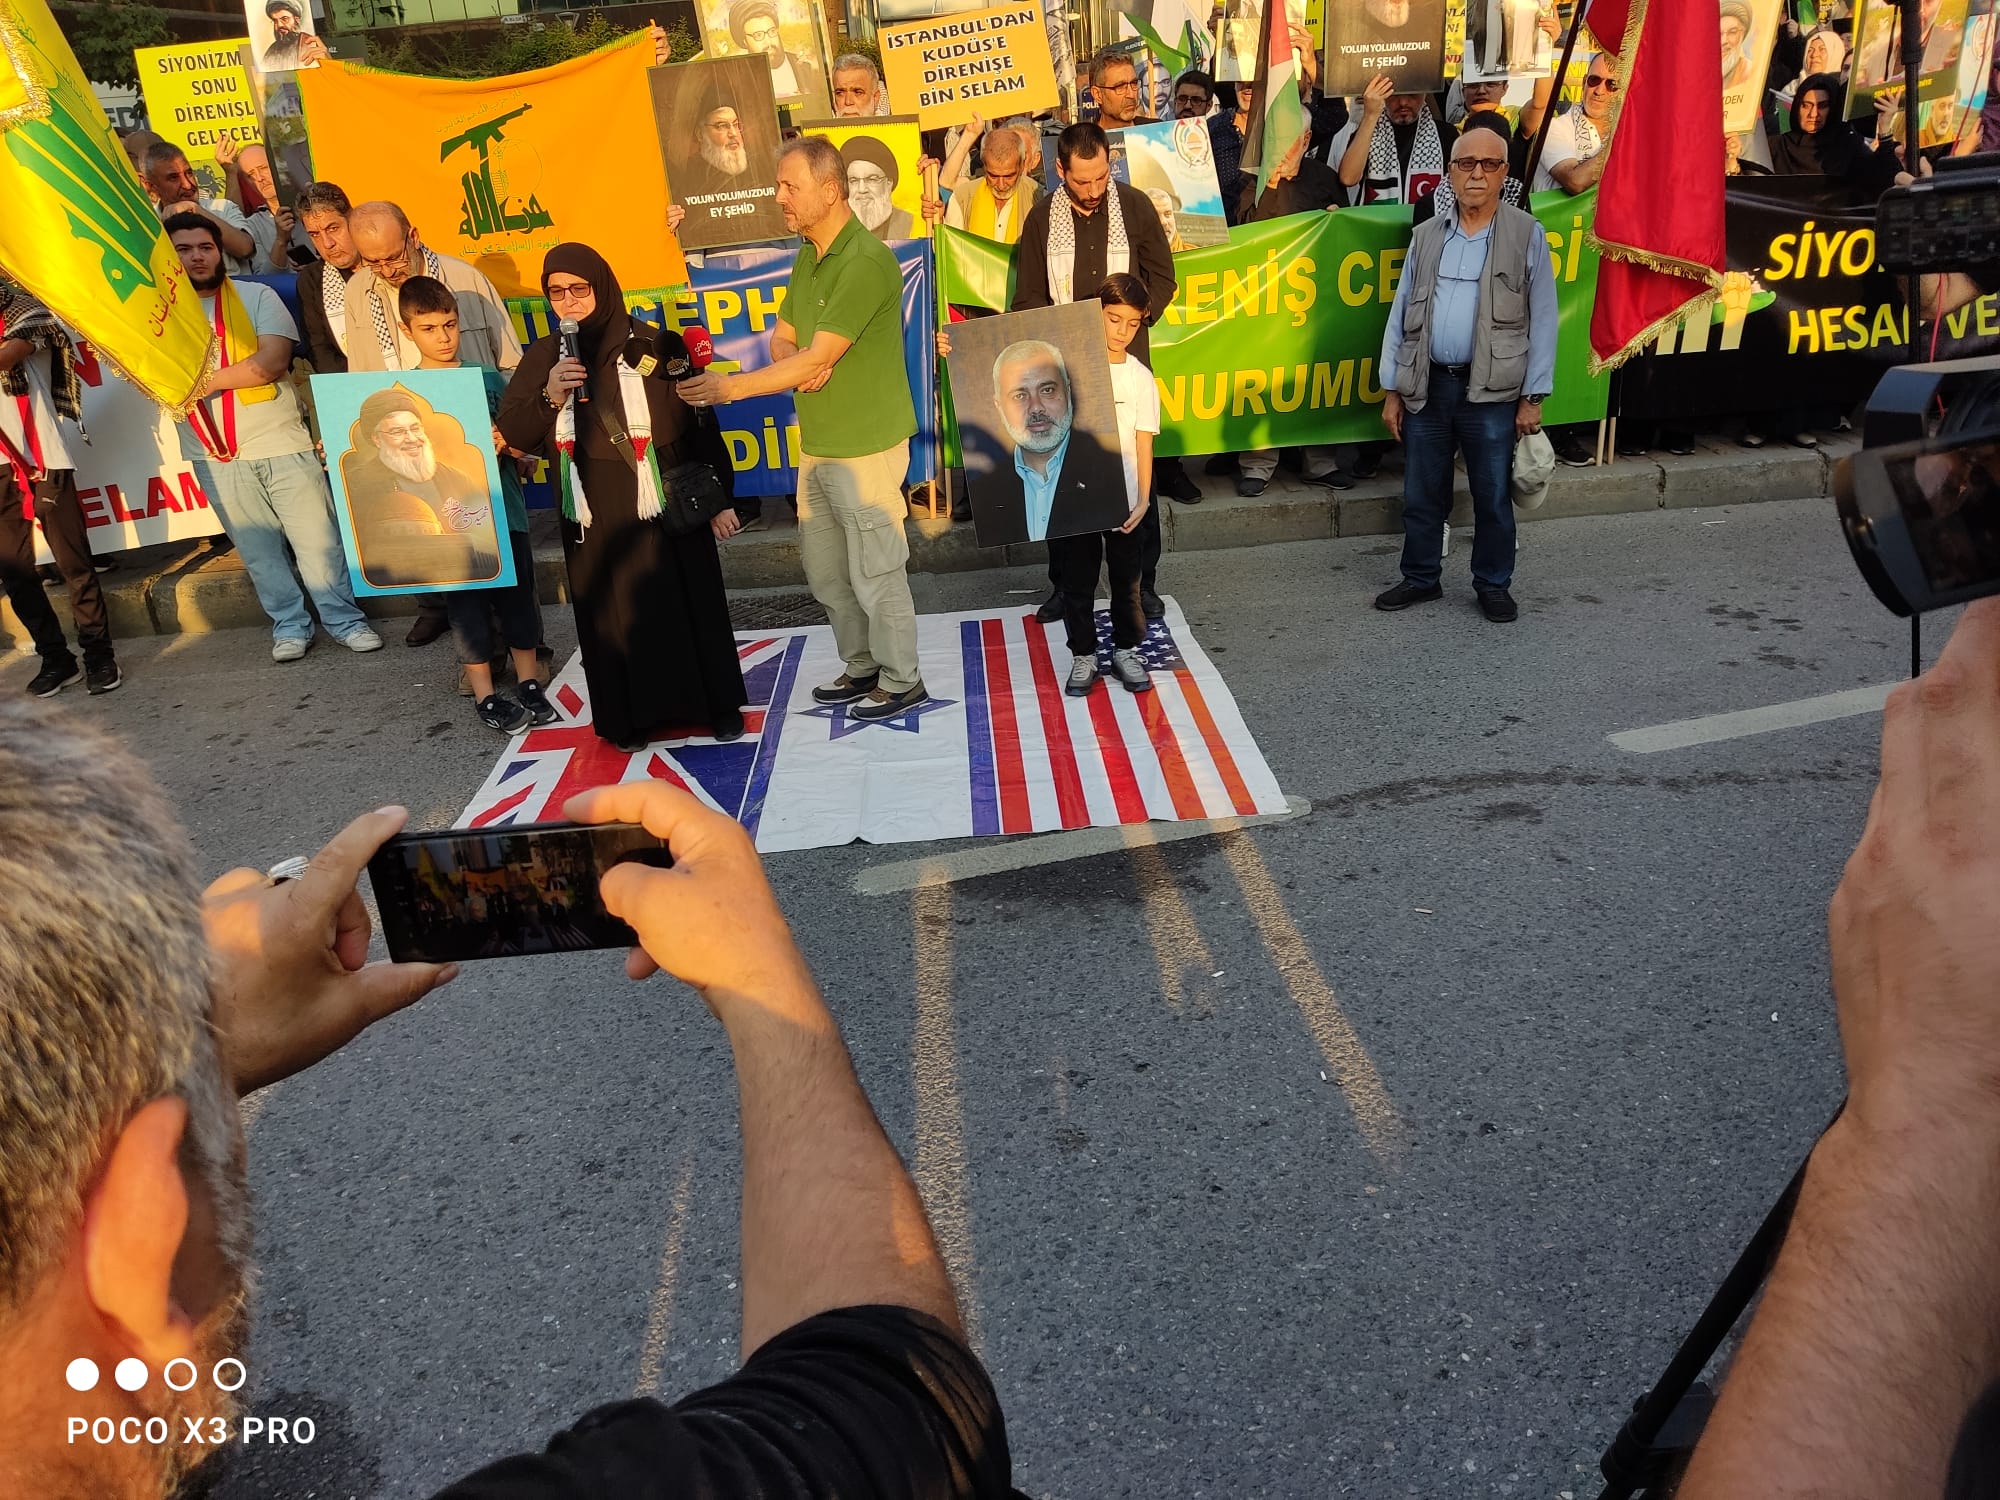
[1051,273,1157,697]
[164,212,381,663]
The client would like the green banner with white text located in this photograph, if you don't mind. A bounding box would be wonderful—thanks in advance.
[937,189,1608,458]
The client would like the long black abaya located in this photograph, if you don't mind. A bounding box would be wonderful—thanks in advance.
[499,244,745,746]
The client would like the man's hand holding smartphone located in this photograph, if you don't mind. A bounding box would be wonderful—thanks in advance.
[565,784,826,1031]
[204,788,824,1097]
[204,806,459,1096]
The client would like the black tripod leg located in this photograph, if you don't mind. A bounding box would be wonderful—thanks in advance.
[1596,1109,1841,1500]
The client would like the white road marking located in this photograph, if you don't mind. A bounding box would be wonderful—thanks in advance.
[851,795,1311,894]
[1609,681,1896,754]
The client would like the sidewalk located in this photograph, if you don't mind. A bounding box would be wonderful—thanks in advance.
[2,436,1854,647]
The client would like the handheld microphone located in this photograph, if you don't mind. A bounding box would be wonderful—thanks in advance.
[684,324,715,372]
[629,325,691,379]
[557,317,589,404]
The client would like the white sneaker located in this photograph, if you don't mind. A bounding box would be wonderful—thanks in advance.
[271,637,309,663]
[1064,655,1099,696]
[340,627,384,653]
[1441,521,1452,557]
[1111,647,1152,693]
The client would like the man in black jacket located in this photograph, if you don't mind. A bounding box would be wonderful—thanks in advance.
[1011,122,1178,618]
[295,180,357,374]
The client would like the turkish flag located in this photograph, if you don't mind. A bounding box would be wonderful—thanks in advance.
[1585,0,1727,372]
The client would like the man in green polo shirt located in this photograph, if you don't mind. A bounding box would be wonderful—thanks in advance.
[677,136,925,723]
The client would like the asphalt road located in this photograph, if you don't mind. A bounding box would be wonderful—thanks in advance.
[7,495,1921,1499]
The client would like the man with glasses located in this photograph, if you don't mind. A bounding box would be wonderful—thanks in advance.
[1532,51,1617,467]
[341,201,522,376]
[341,201,522,647]
[1533,51,1619,195]
[1375,126,1557,625]
[1172,69,1215,120]
[1088,50,1154,129]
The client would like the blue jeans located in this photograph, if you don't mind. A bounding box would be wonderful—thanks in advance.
[194,451,368,642]
[1399,368,1516,591]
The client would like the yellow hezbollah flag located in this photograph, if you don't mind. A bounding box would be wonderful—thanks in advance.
[0,0,214,410]
[299,35,686,301]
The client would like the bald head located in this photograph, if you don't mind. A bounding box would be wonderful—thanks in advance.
[349,201,410,236]
[1453,124,1511,160]
[1447,125,1512,214]
[349,202,422,286]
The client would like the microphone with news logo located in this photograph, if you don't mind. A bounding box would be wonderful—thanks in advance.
[557,317,589,405]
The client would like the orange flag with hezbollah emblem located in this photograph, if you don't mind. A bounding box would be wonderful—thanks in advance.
[298,34,687,300]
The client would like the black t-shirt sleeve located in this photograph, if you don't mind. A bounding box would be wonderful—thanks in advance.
[1948,1378,2000,1497]
[430,1306,1015,1500]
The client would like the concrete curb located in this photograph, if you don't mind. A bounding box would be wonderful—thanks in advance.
[2,437,1850,646]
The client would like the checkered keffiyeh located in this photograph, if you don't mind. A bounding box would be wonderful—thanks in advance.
[0,278,83,433]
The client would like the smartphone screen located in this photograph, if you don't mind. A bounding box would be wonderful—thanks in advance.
[367,821,671,963]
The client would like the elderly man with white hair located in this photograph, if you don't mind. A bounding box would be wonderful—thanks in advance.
[928,115,1043,244]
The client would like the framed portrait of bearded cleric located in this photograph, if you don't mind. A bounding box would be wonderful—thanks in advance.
[803,119,930,242]
[310,372,515,597]
[651,55,790,251]
[945,303,1129,549]
[692,0,833,116]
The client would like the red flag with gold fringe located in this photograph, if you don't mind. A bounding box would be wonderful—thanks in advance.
[1584,0,1727,373]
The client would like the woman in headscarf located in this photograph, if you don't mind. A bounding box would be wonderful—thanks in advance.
[499,243,746,749]
[1769,74,1900,198]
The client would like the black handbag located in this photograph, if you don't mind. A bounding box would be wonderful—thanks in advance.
[594,398,726,537]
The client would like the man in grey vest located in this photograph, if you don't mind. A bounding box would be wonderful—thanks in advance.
[1374,125,1557,624]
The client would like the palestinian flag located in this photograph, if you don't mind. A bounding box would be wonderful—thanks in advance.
[1236,0,1305,188]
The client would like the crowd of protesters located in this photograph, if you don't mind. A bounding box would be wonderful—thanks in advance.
[7,11,1992,726]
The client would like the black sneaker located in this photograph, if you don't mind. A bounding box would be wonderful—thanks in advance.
[25,660,80,697]
[1551,431,1595,467]
[812,672,879,705]
[85,660,122,695]
[1374,581,1443,612]
[1304,468,1355,490]
[1034,590,1064,624]
[712,709,745,742]
[1236,476,1267,497]
[849,682,929,722]
[1476,587,1519,623]
[516,679,559,726]
[1348,454,1382,480]
[1141,589,1166,621]
[1160,464,1202,503]
[475,693,531,734]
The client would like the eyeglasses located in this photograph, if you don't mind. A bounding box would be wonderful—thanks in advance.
[1585,73,1619,90]
[359,243,412,272]
[547,283,594,304]
[1451,156,1507,175]
[1100,77,1140,91]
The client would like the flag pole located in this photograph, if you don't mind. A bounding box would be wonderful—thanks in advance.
[1236,0,1280,185]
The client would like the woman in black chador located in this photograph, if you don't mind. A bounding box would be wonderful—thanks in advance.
[500,243,746,749]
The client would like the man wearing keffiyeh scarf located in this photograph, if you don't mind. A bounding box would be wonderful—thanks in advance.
[1335,76,1454,206]
[0,278,120,696]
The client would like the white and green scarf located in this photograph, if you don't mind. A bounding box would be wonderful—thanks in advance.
[555,360,667,530]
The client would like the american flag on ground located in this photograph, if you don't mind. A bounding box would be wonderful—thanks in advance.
[459,600,1286,851]
[960,610,1275,836]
